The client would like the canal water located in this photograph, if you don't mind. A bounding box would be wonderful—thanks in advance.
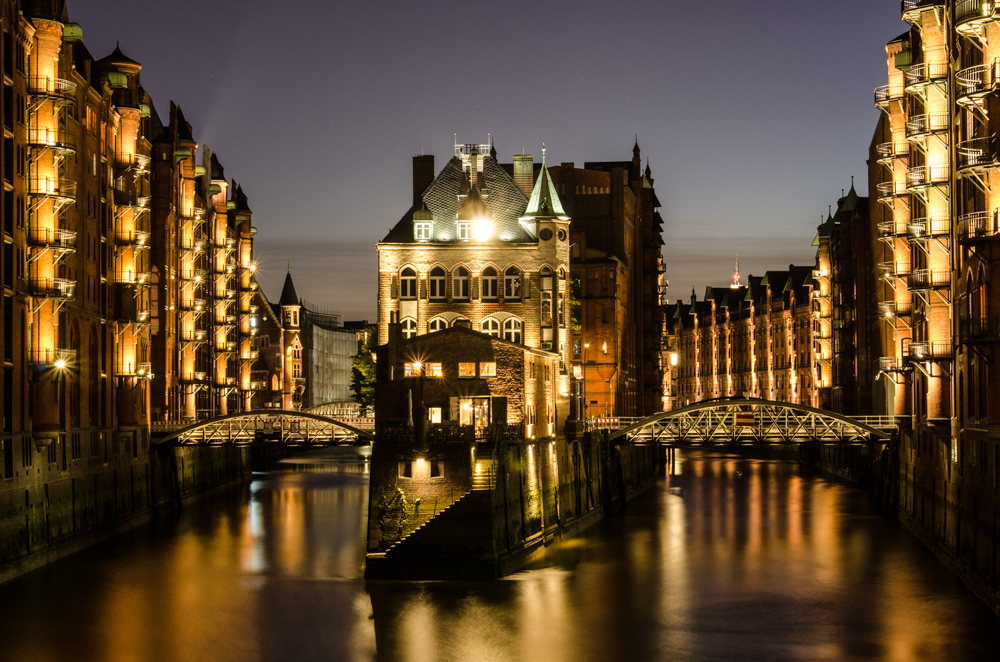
[1,449,998,661]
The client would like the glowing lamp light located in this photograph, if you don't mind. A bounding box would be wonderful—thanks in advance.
[412,361,422,372]
[472,218,493,241]
[416,458,426,466]
[670,352,678,366]
[55,359,66,369]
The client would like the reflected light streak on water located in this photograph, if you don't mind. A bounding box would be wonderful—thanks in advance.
[0,450,998,661]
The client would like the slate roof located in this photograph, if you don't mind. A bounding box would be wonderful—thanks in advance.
[521,153,567,220]
[381,156,533,244]
[97,43,140,68]
[279,271,299,307]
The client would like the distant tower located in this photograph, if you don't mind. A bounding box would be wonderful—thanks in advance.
[279,269,303,410]
[731,255,742,289]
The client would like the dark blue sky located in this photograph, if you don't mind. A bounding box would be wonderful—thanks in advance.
[70,0,902,320]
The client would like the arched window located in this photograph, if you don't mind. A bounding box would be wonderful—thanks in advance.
[429,267,446,300]
[428,317,447,332]
[402,318,417,339]
[504,318,522,344]
[400,268,417,299]
[482,318,500,337]
[482,267,498,299]
[453,267,469,300]
[504,267,522,299]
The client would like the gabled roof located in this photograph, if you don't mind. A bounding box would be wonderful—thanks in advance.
[279,271,299,307]
[211,153,225,181]
[175,105,194,143]
[97,43,140,68]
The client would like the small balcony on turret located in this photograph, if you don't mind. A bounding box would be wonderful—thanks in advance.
[958,210,996,243]
[901,0,945,24]
[876,180,908,204]
[879,356,911,373]
[956,1,999,37]
[115,153,151,174]
[115,230,150,248]
[957,61,999,107]
[28,77,77,105]
[904,61,949,93]
[29,348,76,370]
[27,127,76,155]
[180,298,206,312]
[180,269,206,284]
[28,178,76,202]
[876,142,909,166]
[877,220,906,240]
[878,261,911,280]
[875,84,905,109]
[906,269,950,291]
[880,301,913,319]
[115,271,151,286]
[113,190,151,211]
[906,217,950,240]
[180,237,207,254]
[28,228,76,252]
[906,113,949,139]
[908,341,952,361]
[957,137,996,172]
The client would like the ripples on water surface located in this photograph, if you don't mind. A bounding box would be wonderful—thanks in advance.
[0,449,998,662]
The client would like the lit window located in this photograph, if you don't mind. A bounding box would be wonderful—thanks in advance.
[541,291,552,326]
[404,362,421,377]
[504,267,522,298]
[459,362,476,377]
[482,267,498,299]
[428,407,442,424]
[414,222,432,240]
[293,347,301,359]
[482,318,500,337]
[293,363,301,378]
[429,267,446,299]
[504,318,522,344]
[479,362,496,377]
[401,318,416,339]
[427,362,443,377]
[400,268,417,299]
[457,222,473,240]
[428,317,447,332]
[453,267,470,299]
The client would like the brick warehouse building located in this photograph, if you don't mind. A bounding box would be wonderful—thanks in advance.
[0,0,261,569]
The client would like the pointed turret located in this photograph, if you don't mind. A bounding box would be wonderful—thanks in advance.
[279,269,300,308]
[519,145,568,222]
[174,105,194,142]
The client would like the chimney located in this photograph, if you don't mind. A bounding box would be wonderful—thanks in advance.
[513,154,534,195]
[412,155,435,206]
[469,148,478,180]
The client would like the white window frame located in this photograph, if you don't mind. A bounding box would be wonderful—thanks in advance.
[504,317,522,344]
[457,222,473,240]
[429,267,446,299]
[428,317,447,332]
[504,267,522,298]
[482,318,500,337]
[453,267,469,299]
[414,222,432,240]
[482,267,498,299]
[401,318,417,339]
[400,268,417,299]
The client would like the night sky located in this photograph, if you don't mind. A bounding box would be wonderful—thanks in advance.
[69,0,903,321]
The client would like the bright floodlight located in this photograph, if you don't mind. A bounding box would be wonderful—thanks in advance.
[472,219,492,241]
[55,359,66,369]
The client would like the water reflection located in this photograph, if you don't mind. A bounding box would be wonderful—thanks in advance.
[0,450,998,662]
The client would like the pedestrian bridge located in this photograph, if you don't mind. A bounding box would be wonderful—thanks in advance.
[151,410,375,446]
[590,399,893,446]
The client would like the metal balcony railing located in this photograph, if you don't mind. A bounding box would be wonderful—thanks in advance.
[28,228,77,250]
[876,180,907,201]
[28,178,76,200]
[115,153,151,172]
[115,231,150,247]
[958,137,996,170]
[119,308,150,324]
[28,77,77,102]
[956,61,1000,100]
[29,348,77,369]
[876,141,909,162]
[880,301,913,318]
[878,261,911,279]
[906,113,949,138]
[115,271,151,285]
[877,220,906,238]
[27,277,76,299]
[906,164,949,188]
[904,61,949,88]
[906,269,951,290]
[908,341,952,361]
[907,217,950,239]
[180,269,205,282]
[180,237,207,253]
[180,372,208,383]
[875,84,905,107]
[113,190,151,209]
[180,298,206,311]
[956,0,998,29]
[118,361,153,378]
[957,211,995,241]
[902,1,945,21]
[879,356,909,372]
[27,127,76,153]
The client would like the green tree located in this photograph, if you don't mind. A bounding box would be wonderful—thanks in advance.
[351,326,377,416]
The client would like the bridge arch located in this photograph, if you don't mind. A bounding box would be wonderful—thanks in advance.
[607,399,891,445]
[152,410,374,446]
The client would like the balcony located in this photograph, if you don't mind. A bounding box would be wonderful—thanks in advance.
[28,77,77,104]
[179,208,206,224]
[29,348,76,369]
[118,308,150,325]
[879,356,911,373]
[956,1,999,36]
[246,381,264,391]
[908,341,952,361]
[216,376,237,388]
[243,350,259,361]
[179,372,208,384]
[876,180,908,203]
[115,153,151,173]
[27,127,76,154]
[875,84,904,109]
[181,329,207,342]
[876,141,909,164]
[906,217,950,240]
[957,137,996,172]
[902,0,945,24]
[906,269,950,291]
[906,164,949,190]
[878,261,910,280]
[959,315,1000,344]
[115,230,150,247]
[180,298,206,312]
[956,61,999,104]
[877,220,906,239]
[906,113,949,139]
[180,269,205,283]
[880,301,913,318]
[28,228,77,251]
[118,362,153,378]
[180,237,207,253]
[115,271,151,286]
[27,277,76,299]
[225,289,236,299]
[113,190,151,210]
[957,210,995,242]
[28,178,76,202]
[904,61,948,92]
